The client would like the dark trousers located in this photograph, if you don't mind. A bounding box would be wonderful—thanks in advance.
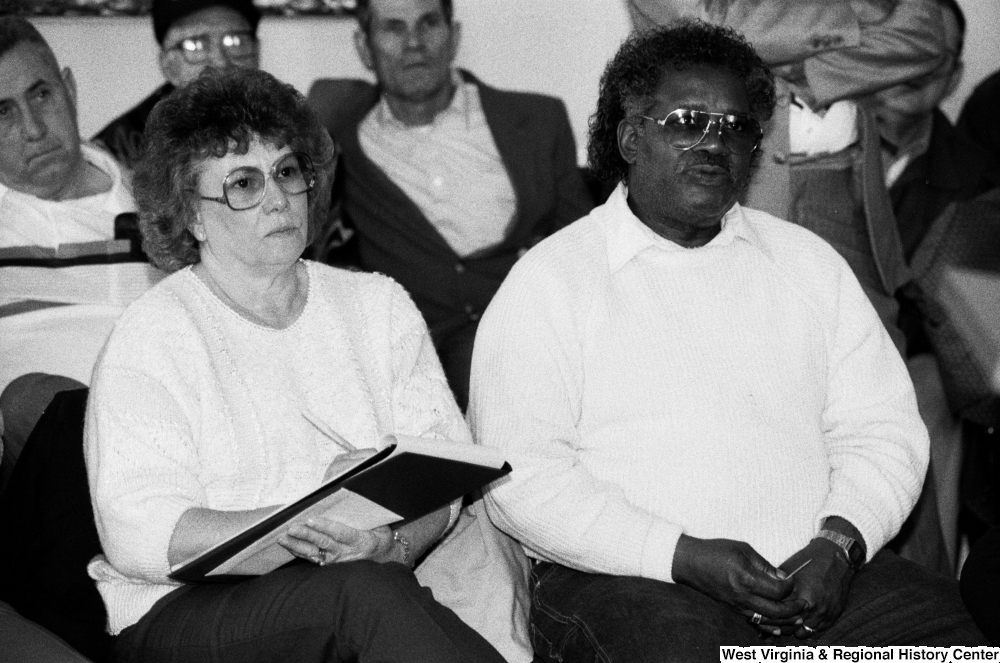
[115,560,505,663]
[961,525,1000,644]
[529,551,986,663]
[433,320,478,412]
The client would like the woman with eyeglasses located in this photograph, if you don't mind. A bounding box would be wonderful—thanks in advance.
[82,67,505,663]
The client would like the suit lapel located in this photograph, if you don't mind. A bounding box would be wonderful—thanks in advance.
[472,71,539,251]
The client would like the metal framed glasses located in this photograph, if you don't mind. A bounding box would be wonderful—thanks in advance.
[167,31,257,65]
[638,108,763,153]
[200,152,316,211]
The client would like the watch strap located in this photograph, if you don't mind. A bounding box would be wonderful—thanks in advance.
[815,529,864,569]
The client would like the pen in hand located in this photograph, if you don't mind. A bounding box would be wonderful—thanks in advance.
[785,558,812,579]
[302,411,358,453]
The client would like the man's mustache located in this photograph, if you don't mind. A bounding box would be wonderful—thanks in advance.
[683,153,734,178]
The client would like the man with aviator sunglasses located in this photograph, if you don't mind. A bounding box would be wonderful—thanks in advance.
[472,21,984,661]
[94,0,261,169]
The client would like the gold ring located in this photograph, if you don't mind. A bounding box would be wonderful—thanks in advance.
[750,613,763,625]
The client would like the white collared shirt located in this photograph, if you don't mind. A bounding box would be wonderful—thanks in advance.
[359,73,517,257]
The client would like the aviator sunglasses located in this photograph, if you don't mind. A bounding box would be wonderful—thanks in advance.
[200,152,316,211]
[637,108,763,153]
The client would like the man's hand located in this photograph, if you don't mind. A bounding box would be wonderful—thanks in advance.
[777,537,855,638]
[672,535,805,634]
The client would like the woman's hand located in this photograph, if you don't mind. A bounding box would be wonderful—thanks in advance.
[279,519,402,566]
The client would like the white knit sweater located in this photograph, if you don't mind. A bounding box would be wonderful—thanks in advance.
[471,185,928,584]
[85,261,470,634]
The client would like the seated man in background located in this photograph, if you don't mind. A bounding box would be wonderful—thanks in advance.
[880,0,999,263]
[471,23,984,661]
[307,0,593,410]
[875,0,1000,575]
[92,0,261,168]
[0,17,160,488]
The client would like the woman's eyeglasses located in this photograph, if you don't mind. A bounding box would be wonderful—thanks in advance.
[167,31,257,65]
[637,108,763,153]
[200,152,316,211]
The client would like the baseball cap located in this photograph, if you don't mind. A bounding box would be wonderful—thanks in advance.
[152,0,262,45]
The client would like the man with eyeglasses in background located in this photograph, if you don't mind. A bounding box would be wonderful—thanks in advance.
[470,22,985,661]
[93,0,261,169]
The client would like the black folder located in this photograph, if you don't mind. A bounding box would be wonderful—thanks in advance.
[168,436,511,582]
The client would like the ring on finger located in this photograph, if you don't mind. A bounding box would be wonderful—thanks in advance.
[750,612,763,625]
[802,625,816,634]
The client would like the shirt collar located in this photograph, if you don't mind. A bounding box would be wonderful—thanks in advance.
[373,69,472,130]
[605,182,758,273]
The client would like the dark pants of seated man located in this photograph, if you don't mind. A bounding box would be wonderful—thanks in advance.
[115,559,505,663]
[529,551,986,663]
[961,525,1000,644]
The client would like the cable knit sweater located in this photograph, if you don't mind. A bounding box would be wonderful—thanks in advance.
[84,261,470,634]
[471,184,928,584]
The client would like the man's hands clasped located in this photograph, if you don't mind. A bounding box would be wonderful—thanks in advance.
[673,534,855,639]
[672,536,805,636]
[774,536,855,639]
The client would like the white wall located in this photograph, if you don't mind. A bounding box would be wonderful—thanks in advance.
[30,0,1000,163]
[32,0,634,164]
[941,0,1000,120]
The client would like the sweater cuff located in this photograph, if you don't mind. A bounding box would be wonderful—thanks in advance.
[639,520,684,583]
[816,499,887,562]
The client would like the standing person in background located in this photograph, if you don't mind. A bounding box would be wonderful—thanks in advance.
[307,0,593,410]
[92,0,261,169]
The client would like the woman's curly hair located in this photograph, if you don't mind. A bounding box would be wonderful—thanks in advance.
[588,20,776,184]
[133,67,336,272]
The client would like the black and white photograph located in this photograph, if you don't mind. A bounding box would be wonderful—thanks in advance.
[2,0,1000,661]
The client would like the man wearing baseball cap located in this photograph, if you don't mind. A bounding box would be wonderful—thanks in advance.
[93,0,261,168]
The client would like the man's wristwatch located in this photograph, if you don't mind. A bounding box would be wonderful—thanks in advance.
[815,529,865,570]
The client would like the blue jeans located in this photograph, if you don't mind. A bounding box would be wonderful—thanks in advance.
[115,560,505,663]
[529,551,985,663]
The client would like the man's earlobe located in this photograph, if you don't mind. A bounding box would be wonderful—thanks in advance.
[353,30,375,71]
[61,67,77,106]
[159,50,180,87]
[618,118,639,165]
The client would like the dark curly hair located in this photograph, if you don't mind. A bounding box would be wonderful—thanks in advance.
[133,67,336,272]
[588,20,776,184]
